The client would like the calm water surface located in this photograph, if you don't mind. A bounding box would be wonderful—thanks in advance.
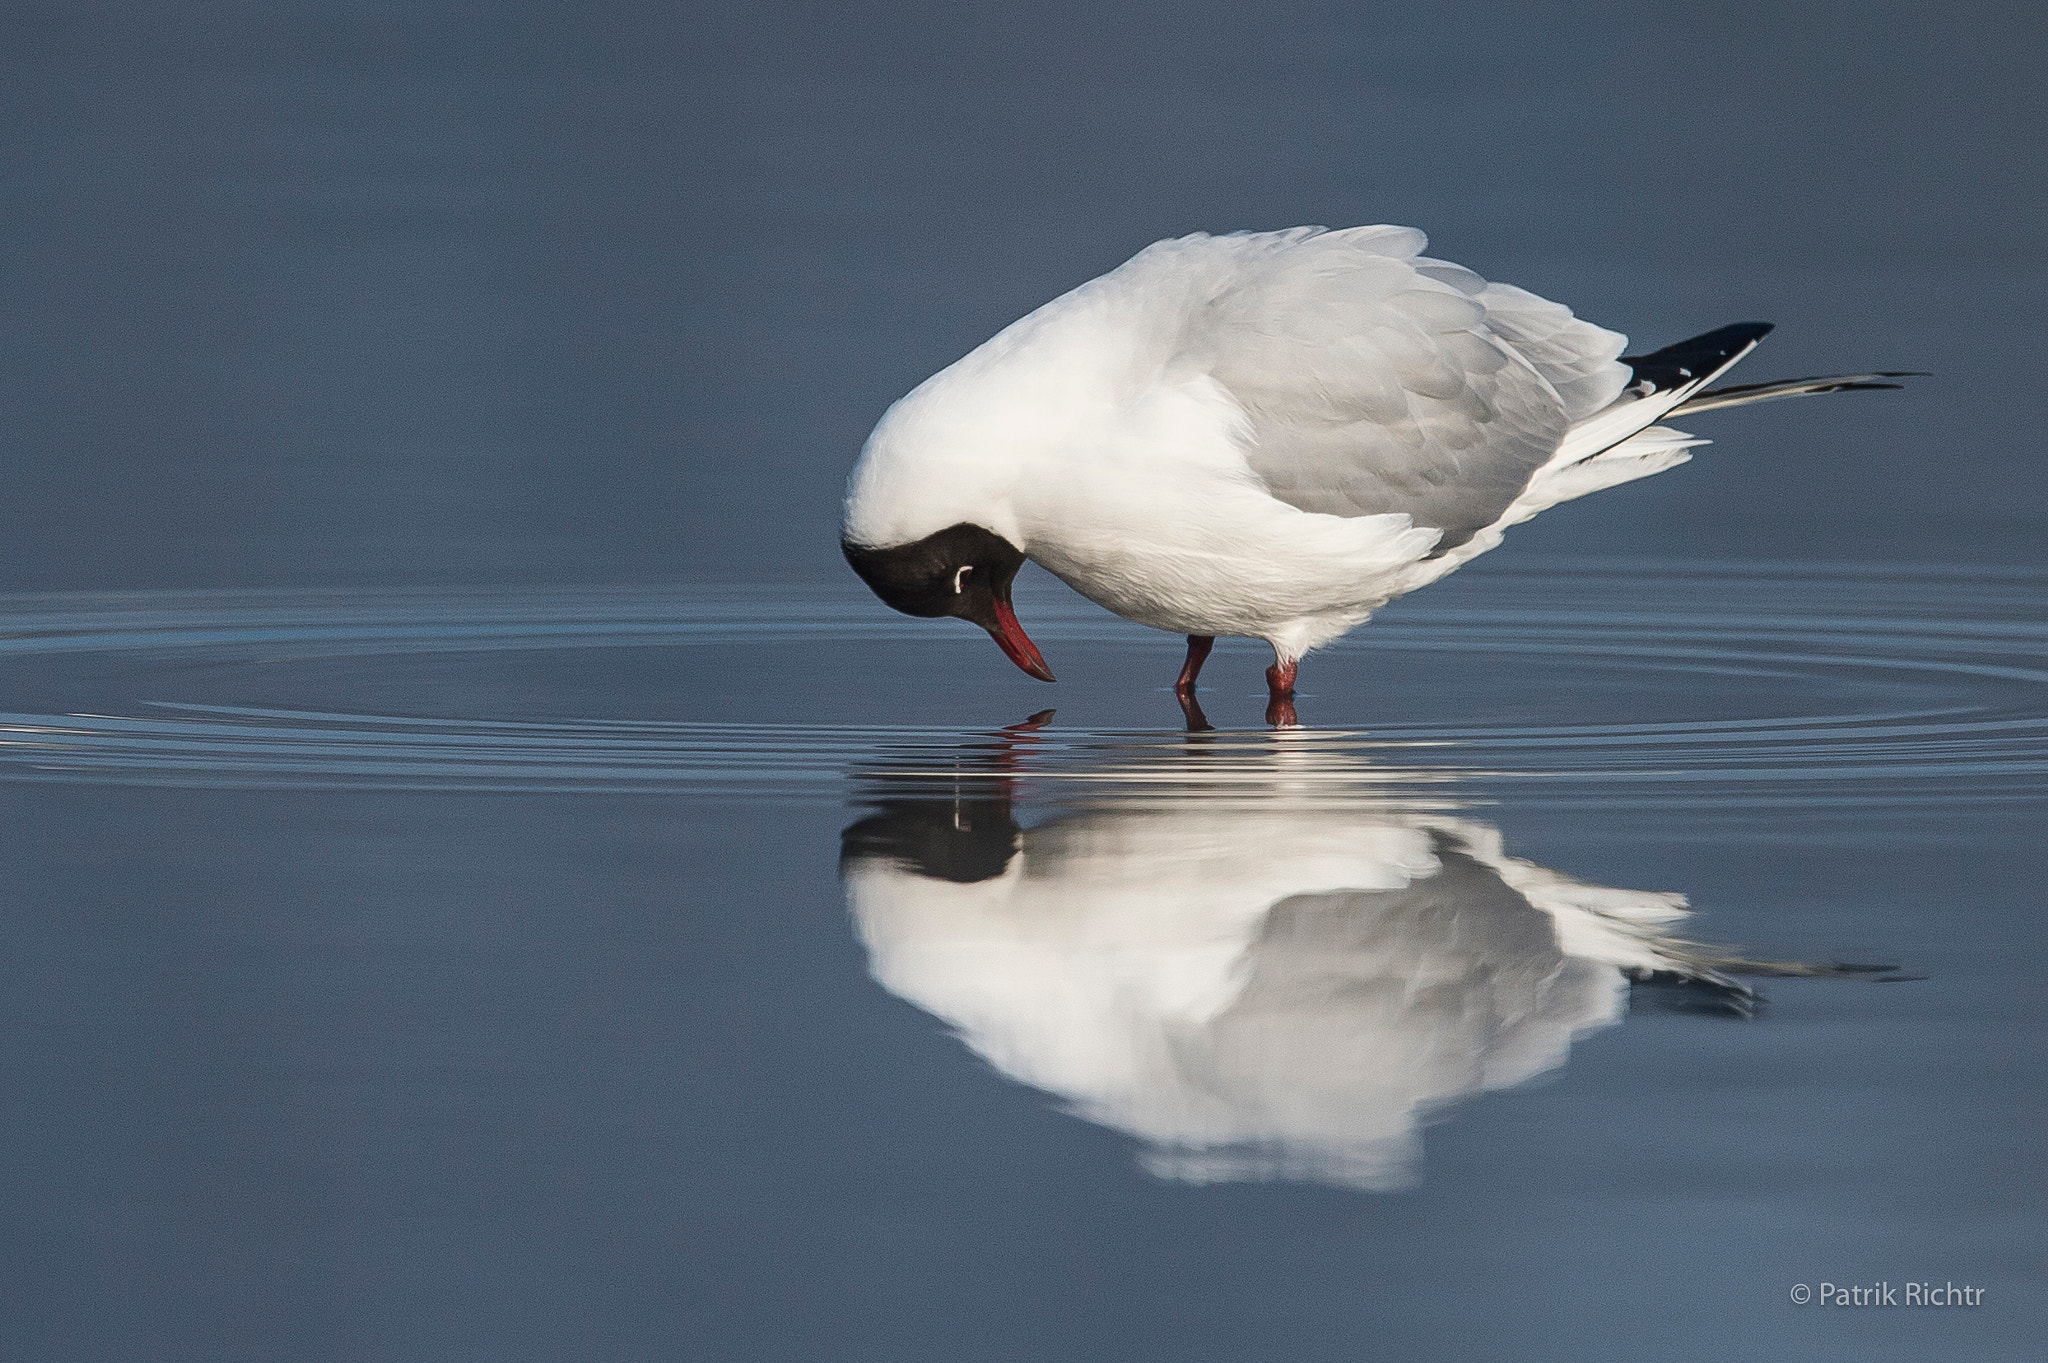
[6,4,2043,1357]
[1,559,2041,1360]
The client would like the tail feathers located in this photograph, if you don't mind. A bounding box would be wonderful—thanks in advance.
[1671,371,1926,416]
[1515,425,1703,518]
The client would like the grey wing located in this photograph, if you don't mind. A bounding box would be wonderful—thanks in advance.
[1182,228,1630,551]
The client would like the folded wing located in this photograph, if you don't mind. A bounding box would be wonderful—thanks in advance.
[1167,227,1630,551]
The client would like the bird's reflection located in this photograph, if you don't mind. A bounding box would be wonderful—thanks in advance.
[841,719,1880,1191]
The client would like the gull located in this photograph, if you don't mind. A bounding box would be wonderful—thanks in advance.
[842,225,1913,724]
[844,793,1751,1190]
[840,724,1898,1188]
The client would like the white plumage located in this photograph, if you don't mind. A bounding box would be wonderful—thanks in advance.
[842,224,1906,712]
[845,800,1720,1190]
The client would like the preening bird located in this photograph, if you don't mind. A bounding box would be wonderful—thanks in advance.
[839,723,1894,1188]
[843,797,1741,1191]
[842,225,1913,724]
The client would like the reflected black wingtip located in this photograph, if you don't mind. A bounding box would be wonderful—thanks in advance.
[1626,968,1759,1019]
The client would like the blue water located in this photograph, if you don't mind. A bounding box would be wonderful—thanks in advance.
[0,563,2041,1360]
[4,2,2045,1357]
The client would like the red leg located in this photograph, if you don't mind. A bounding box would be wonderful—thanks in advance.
[1171,638,1212,732]
[1174,635,1216,733]
[1265,657,1298,728]
[1173,636,1215,698]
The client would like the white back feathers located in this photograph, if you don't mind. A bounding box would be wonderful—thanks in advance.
[844,225,1629,556]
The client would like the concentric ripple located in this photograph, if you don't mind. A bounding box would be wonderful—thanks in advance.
[0,562,2044,803]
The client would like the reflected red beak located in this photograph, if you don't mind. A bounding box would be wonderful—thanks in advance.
[988,600,1056,682]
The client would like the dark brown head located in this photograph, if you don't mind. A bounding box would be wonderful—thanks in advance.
[841,522,1055,681]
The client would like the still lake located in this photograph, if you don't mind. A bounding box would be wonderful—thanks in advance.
[0,557,2039,1360]
[5,1,2044,1356]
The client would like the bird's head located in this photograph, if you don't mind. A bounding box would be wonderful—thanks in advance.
[841,523,1055,682]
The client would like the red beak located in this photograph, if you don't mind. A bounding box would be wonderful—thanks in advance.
[988,600,1056,682]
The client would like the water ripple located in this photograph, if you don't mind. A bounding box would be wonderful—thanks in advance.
[0,564,2043,803]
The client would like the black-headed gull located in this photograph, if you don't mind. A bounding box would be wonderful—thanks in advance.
[842,225,1911,724]
[844,795,1777,1190]
[840,725,1895,1187]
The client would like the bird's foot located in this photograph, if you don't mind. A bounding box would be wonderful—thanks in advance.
[1265,660,1299,729]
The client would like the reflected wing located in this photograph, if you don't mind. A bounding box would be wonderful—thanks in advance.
[1170,228,1630,551]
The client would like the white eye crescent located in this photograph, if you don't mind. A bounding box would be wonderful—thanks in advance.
[953,565,972,594]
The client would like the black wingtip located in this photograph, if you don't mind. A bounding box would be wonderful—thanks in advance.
[1621,322,1775,393]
